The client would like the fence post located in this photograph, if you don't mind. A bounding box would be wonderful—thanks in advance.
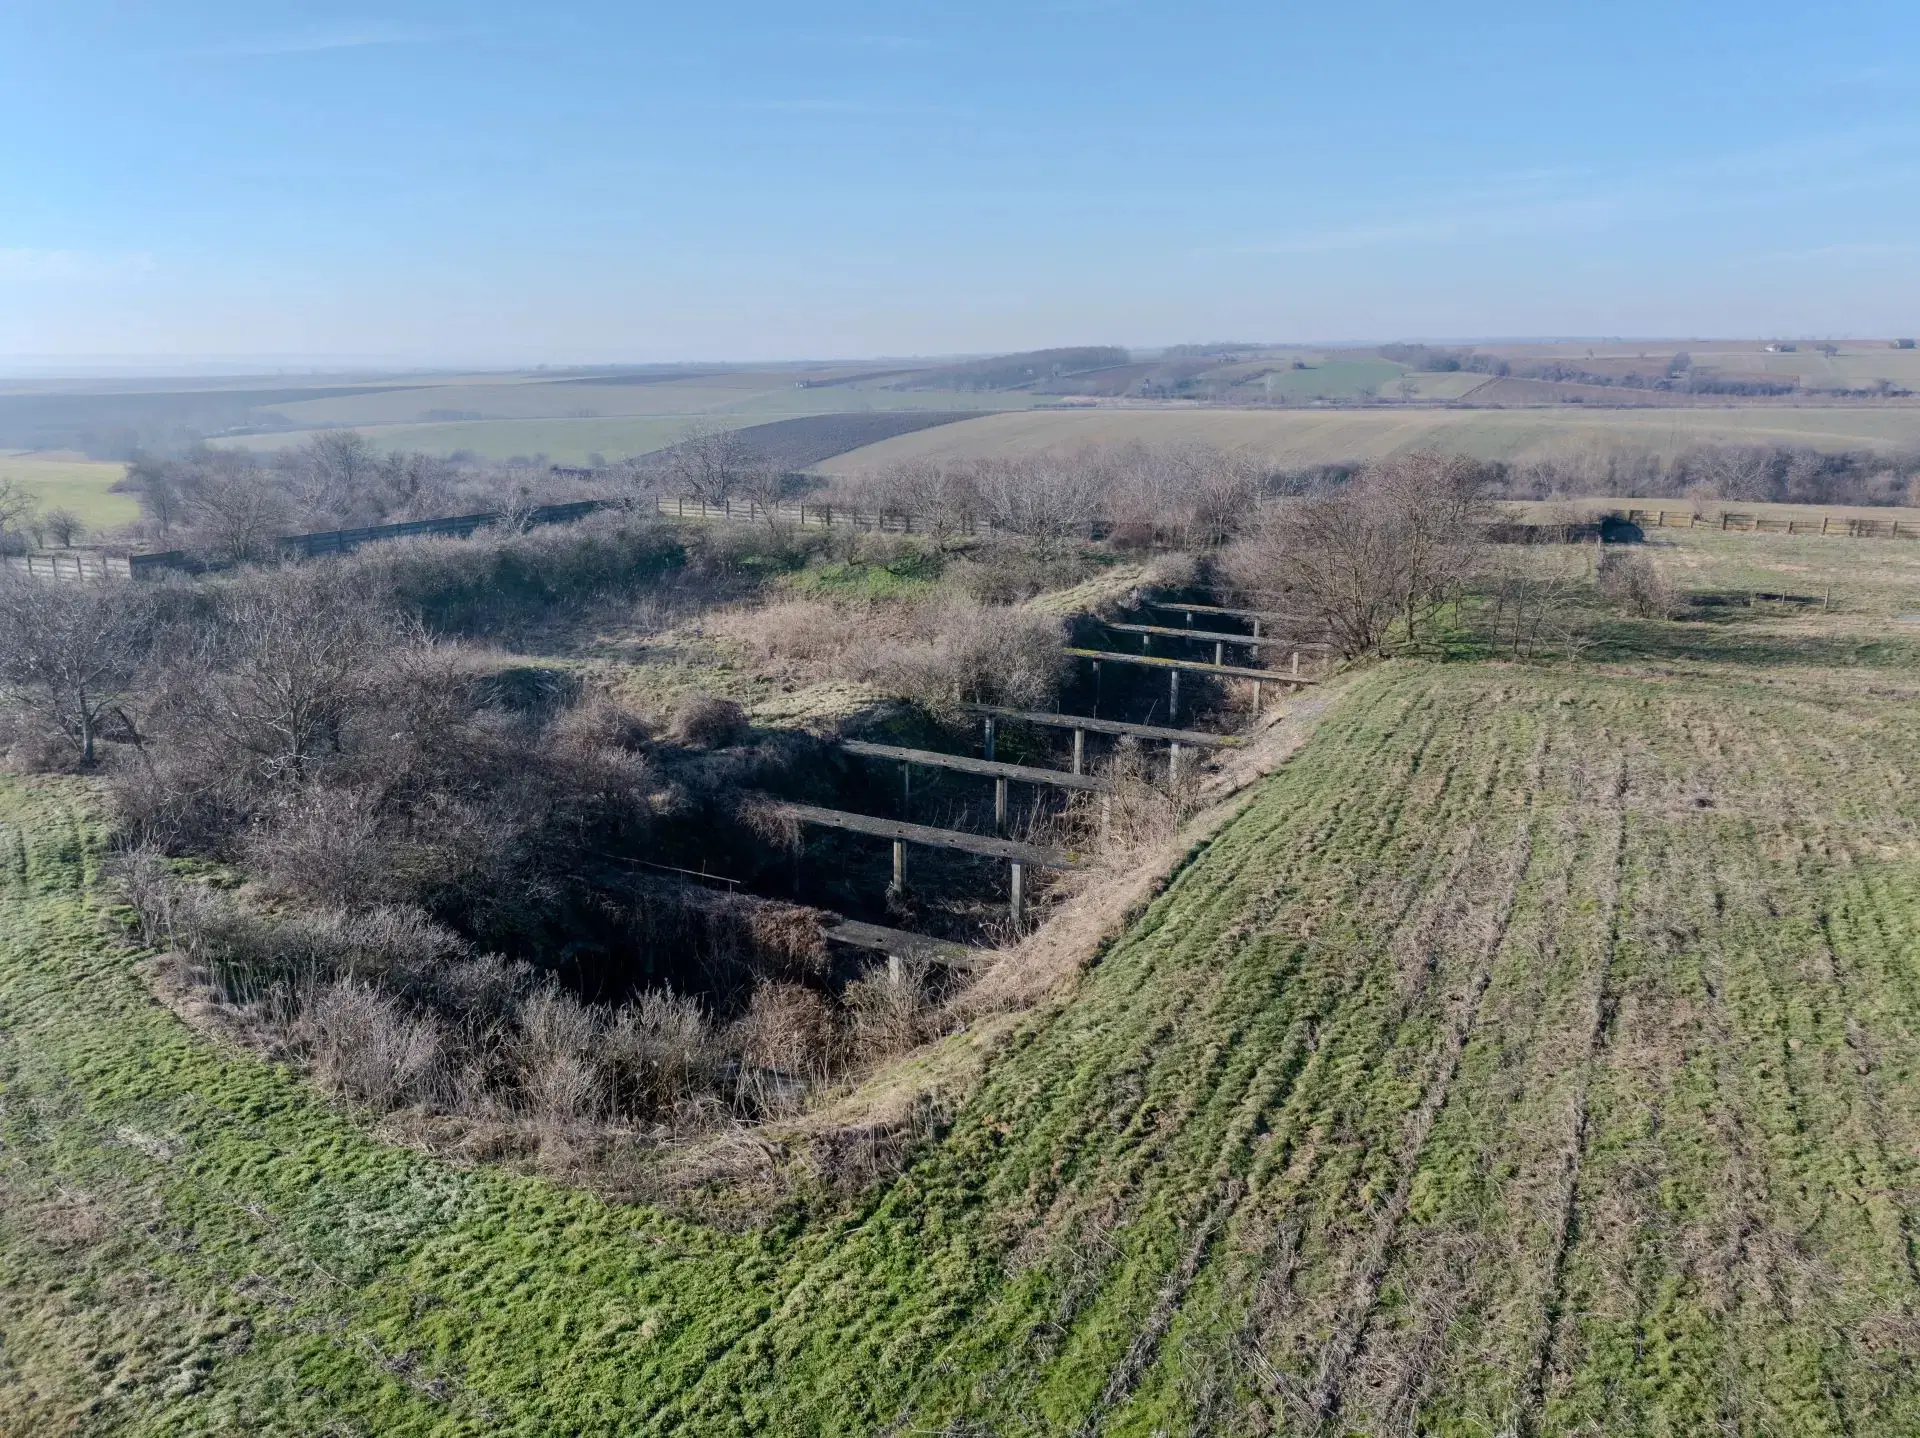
[1092,660,1102,717]
[994,777,1009,833]
[1009,861,1025,927]
[1072,728,1084,776]
[901,762,912,819]
[983,716,996,761]
[892,840,906,892]
[1822,515,1830,535]
[1169,669,1180,723]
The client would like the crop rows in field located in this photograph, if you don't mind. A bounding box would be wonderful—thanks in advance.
[816,405,1920,475]
[7,660,1920,1433]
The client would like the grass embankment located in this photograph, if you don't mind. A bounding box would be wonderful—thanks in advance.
[10,596,1920,1431]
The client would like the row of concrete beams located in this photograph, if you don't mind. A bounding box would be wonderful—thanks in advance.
[1066,645,1316,723]
[767,799,1087,927]
[1105,620,1333,655]
[1150,601,1324,631]
[963,701,1240,786]
[822,917,985,974]
[843,737,1113,838]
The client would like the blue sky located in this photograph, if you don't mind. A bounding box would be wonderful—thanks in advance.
[3,0,1919,365]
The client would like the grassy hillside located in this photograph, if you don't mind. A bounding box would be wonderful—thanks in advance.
[0,453,137,529]
[819,405,1920,475]
[10,551,1920,1431]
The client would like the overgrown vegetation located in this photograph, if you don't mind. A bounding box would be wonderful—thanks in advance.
[10,587,1920,1429]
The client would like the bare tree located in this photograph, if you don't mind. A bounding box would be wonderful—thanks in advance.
[169,569,402,784]
[738,454,791,527]
[184,453,297,565]
[289,430,380,522]
[666,422,761,506]
[0,478,36,536]
[42,508,84,548]
[1230,452,1489,657]
[857,460,984,539]
[0,578,153,765]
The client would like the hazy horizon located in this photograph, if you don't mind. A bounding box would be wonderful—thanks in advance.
[8,1,1920,363]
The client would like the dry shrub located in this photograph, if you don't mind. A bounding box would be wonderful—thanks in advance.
[737,793,804,853]
[603,991,714,1115]
[515,987,605,1123]
[669,692,749,748]
[240,785,397,908]
[744,904,829,975]
[714,599,868,669]
[944,537,1100,604]
[543,694,652,755]
[299,978,445,1109]
[736,981,835,1071]
[1078,737,1191,853]
[1597,548,1675,618]
[861,597,1067,709]
[841,960,938,1062]
[113,842,184,948]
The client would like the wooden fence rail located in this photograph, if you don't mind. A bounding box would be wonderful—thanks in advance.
[1621,508,1918,539]
[653,495,991,534]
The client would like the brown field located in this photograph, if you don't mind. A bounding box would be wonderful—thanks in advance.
[817,404,1920,475]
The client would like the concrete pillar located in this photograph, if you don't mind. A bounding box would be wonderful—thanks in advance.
[892,840,906,891]
[1214,639,1224,666]
[1009,861,1025,926]
[888,953,903,986]
[1072,728,1085,776]
[1169,669,1180,722]
[1169,741,1182,785]
[994,777,1008,833]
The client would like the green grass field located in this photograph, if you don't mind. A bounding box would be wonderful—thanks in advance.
[0,453,137,531]
[817,404,1920,474]
[223,387,1040,462]
[11,532,1920,1431]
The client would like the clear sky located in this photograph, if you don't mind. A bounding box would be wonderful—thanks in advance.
[4,1,1920,366]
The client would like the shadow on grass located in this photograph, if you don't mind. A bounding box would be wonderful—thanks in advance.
[1586,615,1920,669]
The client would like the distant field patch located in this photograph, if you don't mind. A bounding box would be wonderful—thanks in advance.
[0,452,136,529]
[817,404,1920,474]
[226,391,1039,462]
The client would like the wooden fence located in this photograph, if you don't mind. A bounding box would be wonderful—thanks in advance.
[1622,508,1917,539]
[651,495,991,533]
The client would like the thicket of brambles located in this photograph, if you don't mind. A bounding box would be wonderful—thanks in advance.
[0,507,1085,1165]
